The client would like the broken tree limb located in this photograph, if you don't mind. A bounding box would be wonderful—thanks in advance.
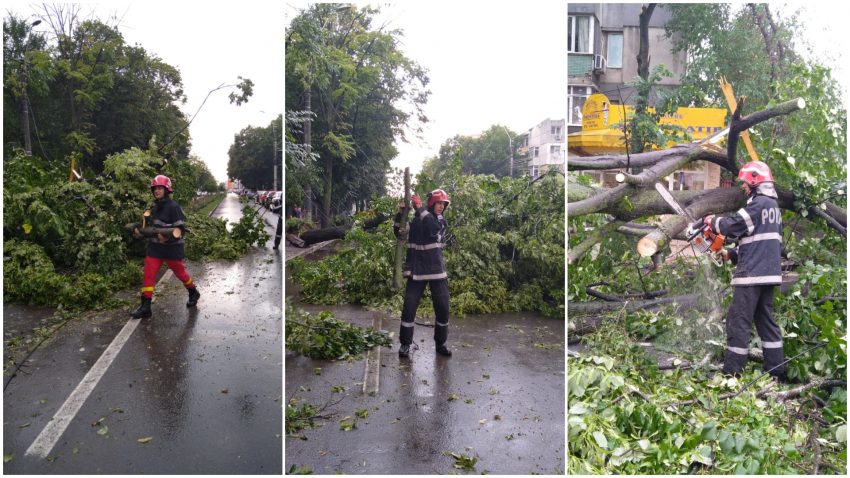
[393,167,411,290]
[568,219,625,264]
[726,97,745,170]
[585,282,668,301]
[620,152,702,187]
[732,98,806,136]
[568,293,699,317]
[568,182,632,217]
[756,379,846,401]
[299,214,388,246]
[808,205,847,237]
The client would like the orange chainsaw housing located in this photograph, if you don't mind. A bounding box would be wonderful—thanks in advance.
[693,229,725,253]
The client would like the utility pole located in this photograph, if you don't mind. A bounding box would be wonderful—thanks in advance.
[21,20,41,155]
[502,126,513,177]
[272,120,278,191]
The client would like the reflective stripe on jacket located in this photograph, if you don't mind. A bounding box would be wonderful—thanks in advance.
[713,194,782,286]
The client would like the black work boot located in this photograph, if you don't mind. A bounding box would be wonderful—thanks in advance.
[131,297,152,319]
[398,344,410,358]
[186,287,200,307]
[436,344,452,357]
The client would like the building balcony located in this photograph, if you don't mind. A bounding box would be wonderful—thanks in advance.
[568,53,594,77]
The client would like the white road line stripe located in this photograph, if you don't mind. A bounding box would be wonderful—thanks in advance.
[26,270,174,458]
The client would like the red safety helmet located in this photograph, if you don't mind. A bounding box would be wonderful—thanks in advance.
[151,174,173,192]
[737,161,773,186]
[426,188,450,209]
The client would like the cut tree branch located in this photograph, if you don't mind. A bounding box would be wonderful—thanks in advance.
[568,219,625,264]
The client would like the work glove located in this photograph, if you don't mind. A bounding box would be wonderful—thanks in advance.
[411,194,422,209]
[703,215,716,233]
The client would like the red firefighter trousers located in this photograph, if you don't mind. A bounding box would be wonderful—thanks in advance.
[141,256,195,298]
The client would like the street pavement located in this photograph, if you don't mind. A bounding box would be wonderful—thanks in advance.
[284,259,565,475]
[3,193,282,474]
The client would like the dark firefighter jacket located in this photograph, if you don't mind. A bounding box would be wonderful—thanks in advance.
[397,207,448,281]
[710,192,782,286]
[146,198,186,260]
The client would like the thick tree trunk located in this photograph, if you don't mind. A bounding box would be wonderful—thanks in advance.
[636,4,656,81]
[303,89,313,222]
[322,155,332,228]
[298,214,388,246]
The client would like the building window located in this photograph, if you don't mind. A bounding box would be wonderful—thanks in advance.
[606,32,623,68]
[551,125,562,136]
[568,86,592,126]
[550,145,561,155]
[531,165,540,179]
[568,15,594,54]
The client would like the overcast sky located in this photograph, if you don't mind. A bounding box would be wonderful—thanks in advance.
[285,1,568,177]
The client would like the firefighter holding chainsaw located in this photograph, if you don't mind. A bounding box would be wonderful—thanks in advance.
[703,161,788,381]
[131,175,200,319]
[397,189,453,358]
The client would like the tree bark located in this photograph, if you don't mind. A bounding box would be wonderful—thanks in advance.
[322,155,332,229]
[393,168,410,289]
[636,4,656,81]
[303,89,313,222]
[299,214,388,246]
[568,293,699,317]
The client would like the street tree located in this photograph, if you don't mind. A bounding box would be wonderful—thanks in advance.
[227,115,282,190]
[421,125,523,181]
[285,4,430,227]
[3,10,190,172]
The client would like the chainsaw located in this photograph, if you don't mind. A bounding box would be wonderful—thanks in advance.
[654,183,727,266]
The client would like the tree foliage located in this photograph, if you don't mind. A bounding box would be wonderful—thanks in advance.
[227,115,282,190]
[290,162,564,318]
[3,147,267,310]
[568,4,847,474]
[3,12,190,171]
[421,125,524,180]
[285,4,430,226]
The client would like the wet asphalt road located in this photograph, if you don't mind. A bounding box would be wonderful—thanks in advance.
[3,193,282,474]
[285,260,565,474]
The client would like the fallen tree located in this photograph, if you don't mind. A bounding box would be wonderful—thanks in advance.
[569,97,846,266]
[293,214,388,246]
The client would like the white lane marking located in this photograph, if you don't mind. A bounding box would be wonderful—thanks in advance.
[26,270,174,458]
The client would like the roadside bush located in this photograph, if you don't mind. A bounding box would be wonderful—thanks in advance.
[3,147,270,310]
[3,239,65,305]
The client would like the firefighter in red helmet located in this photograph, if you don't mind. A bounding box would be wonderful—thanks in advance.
[398,188,452,358]
[131,175,200,318]
[703,161,788,381]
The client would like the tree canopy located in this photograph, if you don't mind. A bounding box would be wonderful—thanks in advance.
[420,125,524,182]
[285,4,430,226]
[227,115,282,190]
[3,10,190,171]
